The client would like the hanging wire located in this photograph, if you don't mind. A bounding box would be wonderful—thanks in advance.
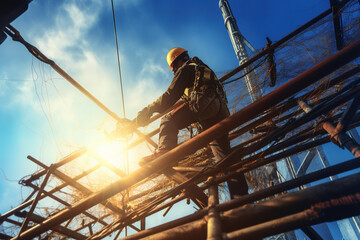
[110,0,130,177]
[111,0,126,119]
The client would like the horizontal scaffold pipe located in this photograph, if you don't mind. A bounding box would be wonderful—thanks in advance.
[229,66,360,142]
[92,77,360,221]
[20,147,88,185]
[223,194,360,240]
[218,0,352,83]
[122,156,360,240]
[0,163,101,223]
[137,173,360,240]
[13,37,360,240]
[5,25,158,148]
[217,117,360,192]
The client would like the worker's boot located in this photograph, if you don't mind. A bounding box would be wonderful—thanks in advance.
[139,149,169,166]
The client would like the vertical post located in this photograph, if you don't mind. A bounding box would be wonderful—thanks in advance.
[219,0,261,102]
[299,98,360,239]
[207,177,222,240]
[330,0,344,50]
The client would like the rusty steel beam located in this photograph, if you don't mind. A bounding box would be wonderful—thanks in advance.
[322,120,360,157]
[229,65,360,143]
[298,100,360,157]
[21,147,88,185]
[229,84,360,172]
[218,0,353,83]
[16,165,54,238]
[133,173,360,240]
[13,35,360,240]
[128,64,360,149]
[162,168,208,208]
[27,155,124,215]
[206,177,221,240]
[223,194,360,240]
[26,182,109,227]
[5,25,158,149]
[73,214,112,232]
[15,211,87,240]
[0,163,101,223]
[120,156,360,240]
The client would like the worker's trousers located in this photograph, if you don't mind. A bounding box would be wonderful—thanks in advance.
[158,95,249,198]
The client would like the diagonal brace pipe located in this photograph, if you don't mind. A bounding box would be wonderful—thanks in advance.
[12,36,360,240]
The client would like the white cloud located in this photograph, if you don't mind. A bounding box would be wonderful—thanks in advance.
[112,0,146,8]
[126,58,171,117]
[35,2,100,62]
[3,0,171,158]
[140,59,169,78]
[0,72,9,96]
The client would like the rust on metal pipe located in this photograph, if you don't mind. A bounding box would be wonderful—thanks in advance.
[21,147,88,185]
[218,0,352,83]
[223,193,360,240]
[121,157,360,240]
[206,177,222,240]
[298,99,360,158]
[138,173,360,240]
[0,164,101,222]
[16,166,54,238]
[13,37,360,240]
[322,121,360,157]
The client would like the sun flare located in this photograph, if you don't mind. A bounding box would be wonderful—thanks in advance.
[91,141,127,170]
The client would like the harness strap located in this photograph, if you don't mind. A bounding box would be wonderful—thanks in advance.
[185,58,227,104]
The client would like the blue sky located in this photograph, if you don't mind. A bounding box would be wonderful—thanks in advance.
[0,0,339,235]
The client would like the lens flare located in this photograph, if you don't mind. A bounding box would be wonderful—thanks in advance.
[92,141,125,169]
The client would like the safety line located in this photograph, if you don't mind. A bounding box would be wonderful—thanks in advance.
[111,0,126,119]
[110,0,130,179]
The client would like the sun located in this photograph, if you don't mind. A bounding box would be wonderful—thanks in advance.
[90,141,127,170]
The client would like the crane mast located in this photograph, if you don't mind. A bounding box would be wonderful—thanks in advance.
[219,0,260,102]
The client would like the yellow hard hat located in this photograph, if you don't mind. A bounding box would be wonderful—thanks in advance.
[166,47,188,70]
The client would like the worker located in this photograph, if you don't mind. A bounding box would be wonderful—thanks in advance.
[135,47,248,198]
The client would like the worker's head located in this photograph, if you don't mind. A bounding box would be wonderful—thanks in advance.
[167,47,189,74]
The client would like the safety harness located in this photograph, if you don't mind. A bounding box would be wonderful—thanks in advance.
[183,57,227,114]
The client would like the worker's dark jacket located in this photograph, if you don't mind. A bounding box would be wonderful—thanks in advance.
[147,57,225,119]
[150,57,248,197]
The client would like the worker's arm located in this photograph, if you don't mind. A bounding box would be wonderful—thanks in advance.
[148,64,194,113]
[135,64,194,127]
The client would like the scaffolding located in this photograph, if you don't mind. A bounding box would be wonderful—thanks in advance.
[1,1,360,239]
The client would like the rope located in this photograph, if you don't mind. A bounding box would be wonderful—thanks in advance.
[111,0,130,176]
[111,0,126,119]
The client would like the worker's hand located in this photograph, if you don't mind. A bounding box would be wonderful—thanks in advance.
[136,107,152,127]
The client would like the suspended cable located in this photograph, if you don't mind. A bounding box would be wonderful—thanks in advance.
[111,0,126,119]
[111,0,130,176]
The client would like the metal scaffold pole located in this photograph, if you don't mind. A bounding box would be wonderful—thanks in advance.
[219,0,360,239]
[207,177,222,240]
[12,35,360,240]
[219,0,260,102]
[2,2,360,239]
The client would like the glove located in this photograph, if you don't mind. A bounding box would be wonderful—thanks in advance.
[136,107,152,127]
